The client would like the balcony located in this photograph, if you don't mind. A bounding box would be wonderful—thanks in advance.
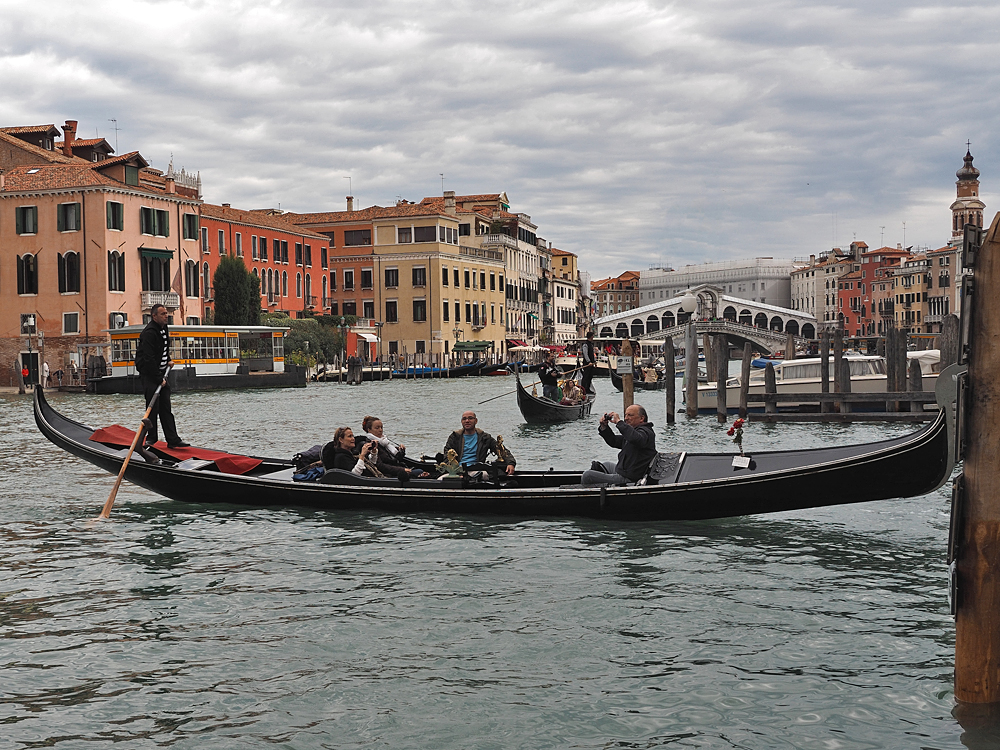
[322,296,334,308]
[306,295,318,308]
[459,243,504,261]
[142,291,180,309]
[480,234,518,251]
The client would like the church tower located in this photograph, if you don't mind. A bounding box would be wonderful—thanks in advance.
[951,147,985,241]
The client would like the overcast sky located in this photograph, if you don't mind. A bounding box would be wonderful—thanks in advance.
[2,0,997,278]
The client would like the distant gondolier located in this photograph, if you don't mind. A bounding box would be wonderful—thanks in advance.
[580,331,597,394]
[134,304,189,448]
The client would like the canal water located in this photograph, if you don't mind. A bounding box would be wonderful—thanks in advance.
[0,376,970,748]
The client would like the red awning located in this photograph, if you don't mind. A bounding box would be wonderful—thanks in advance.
[506,339,527,347]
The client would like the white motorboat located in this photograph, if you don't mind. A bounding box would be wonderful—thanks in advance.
[691,350,942,412]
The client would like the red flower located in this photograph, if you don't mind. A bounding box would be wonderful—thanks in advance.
[733,419,745,428]
[727,428,735,436]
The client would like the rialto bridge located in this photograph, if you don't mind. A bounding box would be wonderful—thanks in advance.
[593,284,818,354]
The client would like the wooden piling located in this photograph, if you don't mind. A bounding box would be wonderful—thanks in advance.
[664,337,675,424]
[786,332,796,360]
[955,213,1000,704]
[685,322,699,417]
[622,339,634,411]
[833,327,844,393]
[839,357,852,413]
[820,329,831,413]
[764,362,777,414]
[716,335,728,422]
[739,342,752,418]
[941,313,961,367]
[907,358,922,413]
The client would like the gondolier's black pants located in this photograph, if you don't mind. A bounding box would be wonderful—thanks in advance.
[581,364,594,394]
[142,377,181,446]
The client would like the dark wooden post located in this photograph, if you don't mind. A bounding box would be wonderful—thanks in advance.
[716,335,728,422]
[839,357,852,413]
[664,337,675,424]
[621,339,634,411]
[786,332,796,360]
[907,357,922,413]
[820,329,831,413]
[956,213,1000,704]
[764,362,777,414]
[739,342,752,418]
[941,313,960,367]
[685,322,698,417]
[833,327,844,393]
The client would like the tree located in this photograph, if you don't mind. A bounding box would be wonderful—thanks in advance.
[246,272,261,326]
[213,256,252,325]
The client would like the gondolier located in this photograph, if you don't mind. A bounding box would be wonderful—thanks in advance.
[580,331,597,394]
[538,352,562,401]
[134,304,189,448]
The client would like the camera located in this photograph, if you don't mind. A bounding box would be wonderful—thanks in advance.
[603,413,612,422]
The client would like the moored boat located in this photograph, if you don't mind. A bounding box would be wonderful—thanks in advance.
[610,366,670,392]
[33,367,960,522]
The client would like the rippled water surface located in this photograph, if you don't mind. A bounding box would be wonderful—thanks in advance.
[0,377,969,748]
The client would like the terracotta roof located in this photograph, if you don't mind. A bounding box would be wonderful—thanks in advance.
[550,247,575,257]
[0,162,196,198]
[92,150,149,169]
[285,203,454,224]
[202,203,329,239]
[839,270,862,280]
[56,137,114,152]
[0,130,83,164]
[0,124,61,136]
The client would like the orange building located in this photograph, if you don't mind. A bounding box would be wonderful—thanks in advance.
[591,271,640,317]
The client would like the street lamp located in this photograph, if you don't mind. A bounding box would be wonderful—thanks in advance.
[453,326,463,364]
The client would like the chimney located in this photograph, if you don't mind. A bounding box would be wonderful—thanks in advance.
[165,176,176,194]
[346,196,354,212]
[809,254,815,265]
[62,120,78,156]
[0,170,4,190]
[222,203,230,208]
[443,190,456,215]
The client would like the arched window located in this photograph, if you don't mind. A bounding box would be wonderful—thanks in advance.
[785,320,799,335]
[615,322,629,338]
[322,275,328,303]
[203,262,211,299]
[754,313,768,328]
[739,309,753,325]
[769,316,783,331]
[282,271,288,297]
[661,311,675,329]
[296,272,302,298]
[58,252,80,293]
[107,251,126,292]
[305,274,311,301]
[17,254,38,295]
[723,306,737,321]
[185,259,199,297]
[267,268,273,295]
[646,314,660,333]
[802,323,816,339]
[630,319,644,337]
[600,326,613,338]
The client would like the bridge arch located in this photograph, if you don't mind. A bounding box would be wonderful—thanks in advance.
[802,323,815,338]
[723,305,737,322]
[785,320,799,335]
[754,312,768,328]
[739,309,753,325]
[769,316,783,331]
[600,326,613,338]
[646,314,660,333]
[631,318,644,337]
[662,311,675,328]
[615,322,629,338]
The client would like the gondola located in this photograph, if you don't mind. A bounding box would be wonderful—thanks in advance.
[515,372,596,423]
[33,366,960,522]
[392,360,484,378]
[479,362,512,376]
[610,367,670,392]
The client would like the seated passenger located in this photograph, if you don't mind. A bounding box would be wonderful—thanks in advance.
[560,380,584,405]
[322,427,377,476]
[643,367,658,383]
[359,415,429,479]
[581,404,657,486]
[444,411,516,477]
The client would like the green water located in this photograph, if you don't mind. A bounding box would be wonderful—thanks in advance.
[0,377,971,748]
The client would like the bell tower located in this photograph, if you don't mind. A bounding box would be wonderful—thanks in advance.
[951,146,985,241]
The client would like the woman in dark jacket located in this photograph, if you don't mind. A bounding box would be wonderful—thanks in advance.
[358,416,429,479]
[322,427,376,476]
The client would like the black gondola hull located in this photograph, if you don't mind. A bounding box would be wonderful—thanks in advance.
[610,368,669,392]
[34,380,956,522]
[515,374,595,423]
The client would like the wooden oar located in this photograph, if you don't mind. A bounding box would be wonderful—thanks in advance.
[98,366,172,520]
[477,365,586,405]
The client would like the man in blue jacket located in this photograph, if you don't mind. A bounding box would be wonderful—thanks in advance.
[582,404,656,485]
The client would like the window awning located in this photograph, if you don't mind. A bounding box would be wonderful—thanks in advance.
[453,340,494,351]
[357,332,380,343]
[506,339,527,347]
[139,247,174,260]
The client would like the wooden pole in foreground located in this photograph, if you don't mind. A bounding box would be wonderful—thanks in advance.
[820,329,831,413]
[621,339,634,411]
[664,337,675,424]
[786,332,796,360]
[685,322,698,417]
[739,342,752,418]
[763,362,777,414]
[956,213,1000,704]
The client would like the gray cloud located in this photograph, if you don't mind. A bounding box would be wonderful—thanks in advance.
[1,0,996,277]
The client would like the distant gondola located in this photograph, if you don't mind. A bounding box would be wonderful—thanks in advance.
[392,360,484,378]
[610,367,670,392]
[515,372,596,423]
[33,367,959,522]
